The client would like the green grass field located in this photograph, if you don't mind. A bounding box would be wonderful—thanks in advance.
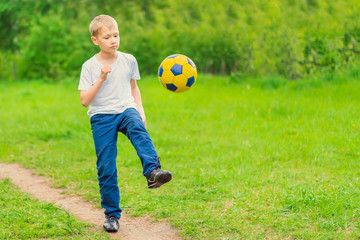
[1,74,360,239]
[0,178,108,239]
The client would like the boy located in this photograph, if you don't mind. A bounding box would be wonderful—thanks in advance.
[78,15,172,233]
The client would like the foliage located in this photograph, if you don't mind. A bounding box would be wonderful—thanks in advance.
[0,0,359,80]
[1,74,360,238]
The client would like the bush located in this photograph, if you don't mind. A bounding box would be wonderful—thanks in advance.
[18,14,80,80]
[0,51,16,81]
[1,0,360,81]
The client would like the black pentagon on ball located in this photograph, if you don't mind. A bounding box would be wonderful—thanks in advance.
[171,64,182,76]
[186,76,195,87]
[166,83,178,91]
[158,65,164,77]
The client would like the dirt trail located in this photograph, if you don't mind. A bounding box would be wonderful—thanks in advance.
[0,163,181,240]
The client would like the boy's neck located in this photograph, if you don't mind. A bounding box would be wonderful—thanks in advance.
[96,51,118,65]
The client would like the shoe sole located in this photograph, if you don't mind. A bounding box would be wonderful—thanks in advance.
[104,228,118,233]
[148,172,172,189]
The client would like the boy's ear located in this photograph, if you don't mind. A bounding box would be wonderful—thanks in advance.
[91,36,98,45]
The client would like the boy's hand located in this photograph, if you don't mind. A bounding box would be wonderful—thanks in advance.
[100,64,112,81]
[140,113,147,128]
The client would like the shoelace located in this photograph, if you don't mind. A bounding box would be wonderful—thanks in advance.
[107,216,118,221]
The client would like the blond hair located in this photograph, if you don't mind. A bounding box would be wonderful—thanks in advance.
[89,15,118,36]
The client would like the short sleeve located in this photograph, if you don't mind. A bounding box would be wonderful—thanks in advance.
[78,64,92,90]
[130,57,141,80]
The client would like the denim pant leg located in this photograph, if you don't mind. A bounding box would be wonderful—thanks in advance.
[118,108,161,177]
[91,114,121,219]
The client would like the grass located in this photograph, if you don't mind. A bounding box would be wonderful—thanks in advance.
[0,178,108,239]
[1,73,360,239]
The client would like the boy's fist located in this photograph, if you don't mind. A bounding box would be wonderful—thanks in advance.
[100,64,112,81]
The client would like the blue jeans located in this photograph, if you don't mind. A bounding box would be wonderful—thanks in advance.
[90,108,161,219]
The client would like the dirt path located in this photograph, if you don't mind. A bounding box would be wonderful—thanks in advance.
[0,163,181,240]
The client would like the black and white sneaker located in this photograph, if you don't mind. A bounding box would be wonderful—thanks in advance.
[147,168,172,189]
[103,215,119,232]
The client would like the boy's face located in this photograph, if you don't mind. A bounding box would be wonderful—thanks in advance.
[91,26,120,54]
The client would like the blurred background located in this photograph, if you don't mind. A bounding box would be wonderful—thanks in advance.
[0,0,359,82]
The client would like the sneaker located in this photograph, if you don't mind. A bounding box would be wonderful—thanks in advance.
[147,168,172,189]
[103,215,119,232]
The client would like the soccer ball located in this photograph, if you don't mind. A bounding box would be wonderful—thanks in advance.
[158,54,197,93]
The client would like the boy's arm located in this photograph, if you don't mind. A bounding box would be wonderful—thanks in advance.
[130,79,146,128]
[80,65,111,107]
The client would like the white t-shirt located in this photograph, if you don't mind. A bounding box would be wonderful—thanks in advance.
[78,51,141,118]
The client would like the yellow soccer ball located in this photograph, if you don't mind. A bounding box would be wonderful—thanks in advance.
[158,54,197,93]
